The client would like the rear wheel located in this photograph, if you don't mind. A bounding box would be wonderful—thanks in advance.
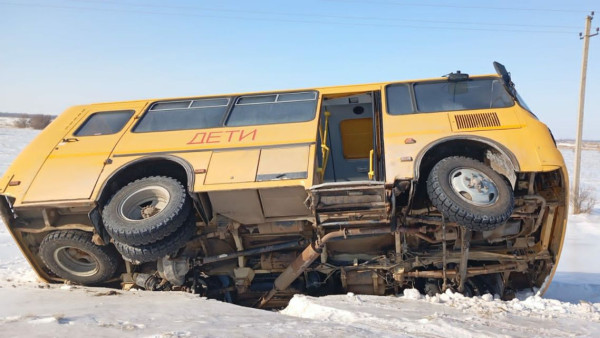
[39,230,119,285]
[426,156,513,231]
[113,215,197,264]
[102,176,191,246]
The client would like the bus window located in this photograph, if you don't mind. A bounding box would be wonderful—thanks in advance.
[226,91,317,126]
[134,98,230,132]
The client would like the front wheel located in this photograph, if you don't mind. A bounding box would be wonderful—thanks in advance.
[102,176,191,246]
[426,156,513,231]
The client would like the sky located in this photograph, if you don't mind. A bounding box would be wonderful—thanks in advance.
[0,0,598,139]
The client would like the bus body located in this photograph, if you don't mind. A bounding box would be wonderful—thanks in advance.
[0,62,567,307]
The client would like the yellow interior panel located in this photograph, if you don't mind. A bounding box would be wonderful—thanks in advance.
[340,118,373,159]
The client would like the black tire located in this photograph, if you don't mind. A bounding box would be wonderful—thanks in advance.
[102,176,191,246]
[114,215,197,264]
[39,230,119,285]
[426,156,513,231]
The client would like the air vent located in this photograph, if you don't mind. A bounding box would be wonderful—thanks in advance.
[454,112,501,130]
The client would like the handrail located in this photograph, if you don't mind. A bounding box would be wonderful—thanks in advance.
[317,111,331,181]
[368,149,375,180]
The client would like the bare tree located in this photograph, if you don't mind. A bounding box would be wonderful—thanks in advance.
[13,118,29,128]
[29,114,53,129]
[572,185,597,214]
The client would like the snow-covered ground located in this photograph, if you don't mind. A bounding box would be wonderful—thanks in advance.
[0,127,598,337]
[0,117,18,128]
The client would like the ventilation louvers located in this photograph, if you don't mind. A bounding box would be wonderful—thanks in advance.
[454,112,501,130]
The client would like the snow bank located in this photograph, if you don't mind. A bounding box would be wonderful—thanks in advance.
[281,291,600,337]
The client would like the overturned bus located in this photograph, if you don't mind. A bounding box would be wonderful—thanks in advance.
[0,62,567,307]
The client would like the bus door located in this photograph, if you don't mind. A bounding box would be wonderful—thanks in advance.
[316,91,384,183]
[310,90,388,227]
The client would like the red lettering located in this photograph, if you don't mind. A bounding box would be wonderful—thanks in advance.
[225,130,240,142]
[188,129,256,145]
[206,131,222,144]
[239,129,257,141]
[187,132,207,144]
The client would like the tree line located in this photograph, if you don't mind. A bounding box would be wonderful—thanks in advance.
[0,112,55,130]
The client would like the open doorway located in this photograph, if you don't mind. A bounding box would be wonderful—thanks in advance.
[317,91,383,183]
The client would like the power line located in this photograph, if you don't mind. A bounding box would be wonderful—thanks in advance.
[326,0,591,14]
[65,0,580,30]
[0,1,580,35]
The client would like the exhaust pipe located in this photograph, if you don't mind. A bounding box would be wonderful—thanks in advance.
[257,227,392,308]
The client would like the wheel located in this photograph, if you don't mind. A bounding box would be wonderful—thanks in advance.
[102,176,191,246]
[39,230,119,285]
[114,214,197,264]
[426,156,513,231]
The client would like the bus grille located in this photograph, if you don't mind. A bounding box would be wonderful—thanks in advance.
[454,112,501,130]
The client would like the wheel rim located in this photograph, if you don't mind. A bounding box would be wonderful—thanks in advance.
[449,167,499,206]
[53,246,99,277]
[118,186,171,221]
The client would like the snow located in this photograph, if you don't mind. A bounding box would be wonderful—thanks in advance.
[0,117,17,128]
[0,127,599,336]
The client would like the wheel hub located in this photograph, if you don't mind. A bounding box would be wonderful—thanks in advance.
[141,205,160,219]
[449,168,499,206]
[53,246,99,277]
[118,185,171,221]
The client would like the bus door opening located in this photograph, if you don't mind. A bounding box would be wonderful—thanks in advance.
[317,91,383,183]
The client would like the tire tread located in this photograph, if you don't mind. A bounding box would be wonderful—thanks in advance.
[426,156,514,231]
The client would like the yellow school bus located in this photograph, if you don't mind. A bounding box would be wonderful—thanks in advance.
[0,62,567,307]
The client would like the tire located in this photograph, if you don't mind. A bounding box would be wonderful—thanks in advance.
[39,230,119,285]
[426,156,513,231]
[102,176,191,246]
[114,215,197,264]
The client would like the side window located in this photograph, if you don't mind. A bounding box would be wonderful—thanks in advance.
[134,98,230,132]
[74,110,134,136]
[226,91,317,127]
[386,84,413,115]
[413,79,514,112]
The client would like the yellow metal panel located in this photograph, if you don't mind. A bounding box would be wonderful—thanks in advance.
[208,190,264,224]
[22,103,145,203]
[257,146,309,180]
[339,118,373,159]
[24,148,113,201]
[2,106,88,203]
[204,150,260,184]
[448,110,523,132]
[259,186,310,217]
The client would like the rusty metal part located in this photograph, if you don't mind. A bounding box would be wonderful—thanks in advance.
[158,257,189,286]
[457,228,472,293]
[231,222,245,268]
[196,240,306,265]
[405,215,446,226]
[521,195,547,234]
[318,220,388,228]
[528,173,536,195]
[406,263,522,279]
[253,221,307,234]
[260,252,298,270]
[412,233,437,244]
[141,205,159,219]
[257,226,392,308]
[442,215,448,291]
[342,269,386,295]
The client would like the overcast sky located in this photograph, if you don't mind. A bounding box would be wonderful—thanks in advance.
[0,0,598,139]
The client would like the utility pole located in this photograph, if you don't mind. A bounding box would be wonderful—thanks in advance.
[573,12,598,214]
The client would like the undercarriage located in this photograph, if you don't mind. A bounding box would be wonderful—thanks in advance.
[108,168,565,308]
